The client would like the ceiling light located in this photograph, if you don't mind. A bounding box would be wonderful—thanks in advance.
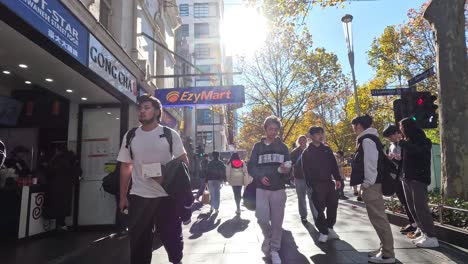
[81,97,87,101]
[107,112,112,115]
[66,89,73,93]
[2,70,11,74]
[25,81,32,84]
[45,78,53,82]
[18,64,28,69]
[116,117,120,120]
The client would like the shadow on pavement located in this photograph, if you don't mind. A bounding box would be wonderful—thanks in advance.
[217,215,250,238]
[279,229,310,264]
[188,211,221,239]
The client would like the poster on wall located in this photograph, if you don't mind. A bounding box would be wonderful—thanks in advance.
[0,0,89,65]
[81,137,111,180]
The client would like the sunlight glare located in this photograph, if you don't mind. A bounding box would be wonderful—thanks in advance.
[221,6,268,56]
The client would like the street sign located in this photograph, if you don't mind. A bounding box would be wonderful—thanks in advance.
[371,88,412,96]
[408,67,435,87]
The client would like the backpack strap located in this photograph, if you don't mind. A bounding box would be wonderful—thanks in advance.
[162,126,173,156]
[125,127,138,160]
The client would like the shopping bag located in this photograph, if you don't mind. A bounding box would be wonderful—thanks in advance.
[201,185,210,205]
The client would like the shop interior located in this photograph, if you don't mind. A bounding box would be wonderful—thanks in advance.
[0,20,121,241]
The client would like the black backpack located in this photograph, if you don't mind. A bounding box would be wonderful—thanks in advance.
[101,126,173,194]
[358,134,398,197]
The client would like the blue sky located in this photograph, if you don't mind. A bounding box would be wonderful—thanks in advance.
[305,0,428,85]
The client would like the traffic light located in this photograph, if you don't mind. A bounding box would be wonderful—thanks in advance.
[397,92,438,128]
[196,145,204,157]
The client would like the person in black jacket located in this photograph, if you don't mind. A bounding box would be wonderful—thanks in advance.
[399,118,439,248]
[302,126,342,243]
[206,151,226,213]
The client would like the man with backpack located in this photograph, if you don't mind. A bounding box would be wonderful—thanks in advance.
[206,151,226,213]
[117,94,188,264]
[350,115,395,264]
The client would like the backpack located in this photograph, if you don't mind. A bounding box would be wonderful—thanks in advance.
[125,126,173,159]
[102,168,119,195]
[358,134,398,197]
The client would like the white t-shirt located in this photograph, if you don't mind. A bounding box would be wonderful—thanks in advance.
[117,125,186,198]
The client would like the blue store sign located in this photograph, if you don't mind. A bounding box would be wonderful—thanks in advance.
[1,0,88,65]
[155,86,245,107]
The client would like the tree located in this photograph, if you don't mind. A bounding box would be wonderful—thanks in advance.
[236,105,272,155]
[424,0,468,200]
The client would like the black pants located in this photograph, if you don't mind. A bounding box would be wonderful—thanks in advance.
[403,180,436,237]
[128,195,183,264]
[311,181,339,235]
[395,180,415,224]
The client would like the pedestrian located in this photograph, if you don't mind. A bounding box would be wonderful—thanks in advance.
[302,127,342,243]
[195,154,209,201]
[350,115,395,264]
[290,135,317,223]
[206,151,226,214]
[247,115,291,264]
[399,118,439,248]
[226,152,249,215]
[117,94,188,264]
[382,125,417,234]
[335,150,349,200]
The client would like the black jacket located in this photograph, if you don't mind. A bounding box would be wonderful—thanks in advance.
[206,159,226,181]
[162,159,193,221]
[302,143,341,186]
[290,147,305,179]
[400,131,432,185]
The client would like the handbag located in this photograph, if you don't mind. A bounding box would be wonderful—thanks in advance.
[201,185,210,205]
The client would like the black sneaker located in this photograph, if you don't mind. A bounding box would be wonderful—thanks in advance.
[400,224,416,234]
[339,195,349,200]
[357,196,363,202]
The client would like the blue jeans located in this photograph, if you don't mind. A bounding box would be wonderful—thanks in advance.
[208,180,222,210]
[295,178,318,221]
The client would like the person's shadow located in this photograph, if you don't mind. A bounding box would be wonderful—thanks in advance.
[277,230,310,264]
[217,215,250,238]
[188,211,221,239]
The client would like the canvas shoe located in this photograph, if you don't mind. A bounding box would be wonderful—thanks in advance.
[416,236,439,248]
[318,233,328,243]
[327,228,340,240]
[368,255,396,264]
[368,249,381,257]
[271,251,282,264]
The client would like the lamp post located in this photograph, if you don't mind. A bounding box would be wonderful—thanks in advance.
[210,106,216,152]
[341,14,361,117]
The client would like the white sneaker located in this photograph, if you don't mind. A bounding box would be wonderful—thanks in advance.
[271,251,282,264]
[416,236,439,248]
[411,234,426,244]
[318,233,328,243]
[368,249,381,257]
[261,240,270,257]
[327,228,340,240]
[368,255,396,263]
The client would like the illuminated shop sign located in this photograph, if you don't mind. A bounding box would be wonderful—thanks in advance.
[155,86,245,107]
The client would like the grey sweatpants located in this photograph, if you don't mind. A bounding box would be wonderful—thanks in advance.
[403,179,436,237]
[256,188,287,252]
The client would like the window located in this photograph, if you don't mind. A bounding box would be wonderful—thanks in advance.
[195,44,210,59]
[197,109,213,125]
[194,3,209,17]
[196,65,212,80]
[178,24,189,37]
[194,23,209,38]
[179,4,189,16]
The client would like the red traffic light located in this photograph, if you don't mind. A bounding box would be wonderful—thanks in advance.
[417,98,424,106]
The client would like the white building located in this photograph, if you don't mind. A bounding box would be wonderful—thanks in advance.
[177,0,229,153]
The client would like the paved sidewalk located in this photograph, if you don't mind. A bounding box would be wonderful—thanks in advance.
[1,184,467,264]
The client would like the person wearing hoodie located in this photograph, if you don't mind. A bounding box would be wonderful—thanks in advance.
[247,115,291,264]
[290,135,317,223]
[302,127,342,243]
[206,151,226,214]
[226,152,250,215]
[399,118,439,248]
[350,115,395,264]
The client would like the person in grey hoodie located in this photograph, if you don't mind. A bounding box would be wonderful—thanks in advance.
[350,115,395,264]
[247,115,291,264]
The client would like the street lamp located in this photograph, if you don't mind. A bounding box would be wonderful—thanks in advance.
[341,14,361,117]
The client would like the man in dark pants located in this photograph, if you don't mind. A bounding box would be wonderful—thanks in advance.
[382,125,416,234]
[302,126,342,243]
[118,94,189,264]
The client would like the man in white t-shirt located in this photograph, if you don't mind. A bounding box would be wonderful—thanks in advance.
[118,94,188,264]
